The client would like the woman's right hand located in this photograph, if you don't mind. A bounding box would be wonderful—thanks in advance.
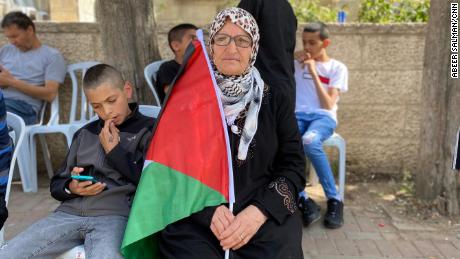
[210,205,235,239]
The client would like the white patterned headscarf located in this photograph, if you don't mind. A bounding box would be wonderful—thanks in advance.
[209,7,264,161]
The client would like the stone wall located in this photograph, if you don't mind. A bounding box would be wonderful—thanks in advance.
[0,22,426,175]
[315,24,425,175]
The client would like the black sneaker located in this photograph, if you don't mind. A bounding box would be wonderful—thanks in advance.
[298,197,321,227]
[324,198,344,229]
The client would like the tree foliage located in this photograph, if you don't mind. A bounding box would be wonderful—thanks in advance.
[358,0,430,23]
[288,0,338,23]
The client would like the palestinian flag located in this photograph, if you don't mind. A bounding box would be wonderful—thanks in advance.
[121,30,234,258]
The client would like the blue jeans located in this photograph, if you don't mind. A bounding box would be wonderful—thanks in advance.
[4,99,37,125]
[0,211,127,259]
[296,112,341,201]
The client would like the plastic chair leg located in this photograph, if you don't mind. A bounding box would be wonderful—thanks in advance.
[17,143,36,192]
[38,135,54,179]
[338,142,346,202]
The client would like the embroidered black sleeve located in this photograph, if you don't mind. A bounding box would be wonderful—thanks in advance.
[268,177,296,214]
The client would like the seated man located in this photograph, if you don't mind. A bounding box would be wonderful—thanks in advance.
[0,90,12,229]
[154,23,197,103]
[0,11,66,125]
[0,64,155,258]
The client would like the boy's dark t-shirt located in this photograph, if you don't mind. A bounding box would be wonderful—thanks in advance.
[154,60,181,103]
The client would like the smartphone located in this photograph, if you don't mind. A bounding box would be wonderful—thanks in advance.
[71,175,98,183]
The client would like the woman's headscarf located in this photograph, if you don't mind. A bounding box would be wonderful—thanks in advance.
[209,7,264,161]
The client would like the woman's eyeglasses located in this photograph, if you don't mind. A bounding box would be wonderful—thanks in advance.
[212,33,252,48]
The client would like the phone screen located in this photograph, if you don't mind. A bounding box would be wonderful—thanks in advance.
[71,175,97,182]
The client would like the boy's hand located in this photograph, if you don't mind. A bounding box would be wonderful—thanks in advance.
[69,166,106,196]
[69,179,106,196]
[303,53,317,75]
[99,119,120,154]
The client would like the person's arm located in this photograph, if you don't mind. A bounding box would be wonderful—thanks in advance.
[250,88,306,225]
[0,74,59,102]
[105,126,153,185]
[304,58,338,110]
[0,50,66,102]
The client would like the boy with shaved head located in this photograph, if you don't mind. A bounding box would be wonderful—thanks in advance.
[0,64,155,258]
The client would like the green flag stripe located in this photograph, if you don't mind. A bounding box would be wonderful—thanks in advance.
[121,162,227,258]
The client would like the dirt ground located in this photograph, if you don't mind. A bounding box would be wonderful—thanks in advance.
[342,172,460,233]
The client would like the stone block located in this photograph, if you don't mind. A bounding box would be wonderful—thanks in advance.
[345,138,405,174]
[362,35,425,70]
[337,105,406,138]
[340,70,423,105]
[39,33,100,63]
[400,139,419,173]
[328,35,362,71]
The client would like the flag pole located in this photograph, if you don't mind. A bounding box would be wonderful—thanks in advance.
[197,29,236,259]
[224,201,234,259]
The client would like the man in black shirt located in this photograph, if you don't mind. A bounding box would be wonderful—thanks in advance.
[155,24,197,104]
[238,0,297,107]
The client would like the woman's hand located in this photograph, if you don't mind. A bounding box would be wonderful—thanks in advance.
[219,205,267,251]
[210,205,235,239]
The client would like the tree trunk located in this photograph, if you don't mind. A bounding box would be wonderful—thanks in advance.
[416,0,460,215]
[95,0,161,105]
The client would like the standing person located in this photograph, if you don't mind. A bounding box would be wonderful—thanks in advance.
[237,0,297,107]
[159,8,306,258]
[0,11,66,125]
[453,127,460,171]
[295,23,348,229]
[154,23,197,104]
[0,64,155,258]
[0,90,12,229]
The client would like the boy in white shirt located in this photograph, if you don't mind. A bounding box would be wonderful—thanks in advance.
[295,22,348,229]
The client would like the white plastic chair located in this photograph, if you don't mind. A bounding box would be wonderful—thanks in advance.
[0,112,26,244]
[139,104,161,118]
[24,61,100,192]
[144,60,166,106]
[308,133,346,201]
[14,94,60,192]
[56,245,85,259]
[57,105,159,259]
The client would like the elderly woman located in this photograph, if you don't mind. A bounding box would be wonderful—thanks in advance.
[159,7,306,258]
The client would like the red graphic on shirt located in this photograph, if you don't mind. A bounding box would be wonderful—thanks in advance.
[319,75,330,85]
